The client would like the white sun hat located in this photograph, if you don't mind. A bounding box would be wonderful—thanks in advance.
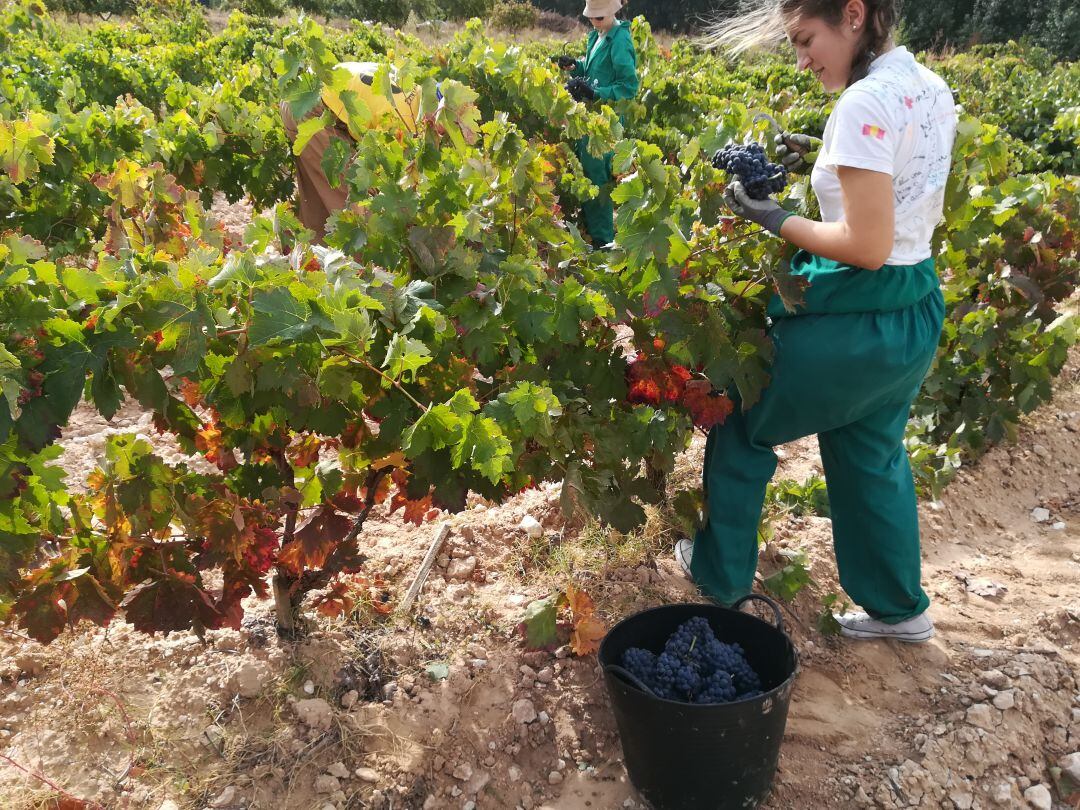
[582,0,622,16]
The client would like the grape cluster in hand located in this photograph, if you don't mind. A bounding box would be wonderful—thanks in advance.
[711,143,788,200]
[620,616,763,704]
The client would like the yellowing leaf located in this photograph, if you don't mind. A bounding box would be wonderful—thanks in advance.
[0,113,54,183]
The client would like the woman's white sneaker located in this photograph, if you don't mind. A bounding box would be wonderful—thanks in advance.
[674,538,693,580]
[834,611,935,643]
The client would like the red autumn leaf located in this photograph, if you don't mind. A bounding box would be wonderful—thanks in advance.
[627,358,691,406]
[14,583,69,644]
[682,381,734,430]
[188,494,278,577]
[371,592,394,614]
[389,489,434,526]
[241,526,279,576]
[643,292,669,318]
[211,578,249,631]
[178,377,203,408]
[342,420,367,449]
[195,421,224,465]
[330,490,365,513]
[66,573,118,628]
[311,581,355,617]
[290,435,322,469]
[627,378,662,406]
[278,506,353,574]
[361,472,393,506]
[121,571,222,635]
[564,584,606,656]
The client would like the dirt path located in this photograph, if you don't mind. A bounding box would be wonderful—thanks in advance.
[1,200,1078,809]
[766,358,1080,809]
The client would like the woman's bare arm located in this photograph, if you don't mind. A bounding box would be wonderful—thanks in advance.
[778,166,895,269]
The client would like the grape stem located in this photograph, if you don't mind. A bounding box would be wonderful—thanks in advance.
[334,348,430,413]
[752,575,810,632]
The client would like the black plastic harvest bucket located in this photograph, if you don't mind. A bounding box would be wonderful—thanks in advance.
[598,595,799,810]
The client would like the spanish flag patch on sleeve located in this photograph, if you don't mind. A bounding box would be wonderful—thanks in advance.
[861,124,887,140]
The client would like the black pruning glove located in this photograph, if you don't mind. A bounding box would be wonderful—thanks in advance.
[566,77,597,102]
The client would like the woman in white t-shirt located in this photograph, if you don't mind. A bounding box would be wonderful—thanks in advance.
[675,0,957,643]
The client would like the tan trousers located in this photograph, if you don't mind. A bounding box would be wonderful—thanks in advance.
[280,101,351,242]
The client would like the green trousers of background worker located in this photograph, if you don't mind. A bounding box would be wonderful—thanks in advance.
[575,137,615,246]
[690,250,945,623]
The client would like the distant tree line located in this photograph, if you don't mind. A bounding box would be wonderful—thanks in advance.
[533,0,1078,59]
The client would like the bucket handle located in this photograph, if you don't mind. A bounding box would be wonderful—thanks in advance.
[732,593,786,634]
[605,664,660,698]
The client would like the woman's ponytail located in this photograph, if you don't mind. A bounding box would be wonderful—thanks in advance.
[846,0,898,86]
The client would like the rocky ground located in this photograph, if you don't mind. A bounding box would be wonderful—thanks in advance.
[1,200,1078,810]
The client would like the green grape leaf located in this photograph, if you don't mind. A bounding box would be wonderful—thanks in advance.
[517,592,564,650]
[382,334,432,382]
[249,288,327,346]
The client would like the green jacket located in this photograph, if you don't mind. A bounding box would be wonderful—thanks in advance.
[571,21,640,102]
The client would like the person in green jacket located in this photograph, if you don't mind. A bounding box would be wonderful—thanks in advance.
[553,0,640,248]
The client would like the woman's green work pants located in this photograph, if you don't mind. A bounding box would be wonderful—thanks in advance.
[691,250,945,623]
[575,136,615,246]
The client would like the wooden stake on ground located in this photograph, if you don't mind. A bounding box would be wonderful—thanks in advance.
[398,523,452,615]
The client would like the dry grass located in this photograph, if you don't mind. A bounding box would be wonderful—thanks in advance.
[499,499,679,600]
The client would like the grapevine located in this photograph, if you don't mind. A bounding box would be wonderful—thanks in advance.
[0,1,1074,646]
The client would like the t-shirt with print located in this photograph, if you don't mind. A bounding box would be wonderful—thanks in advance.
[810,46,958,265]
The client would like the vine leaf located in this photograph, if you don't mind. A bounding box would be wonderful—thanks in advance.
[768,257,810,313]
[279,505,352,573]
[566,584,605,656]
[518,592,563,650]
[0,113,54,183]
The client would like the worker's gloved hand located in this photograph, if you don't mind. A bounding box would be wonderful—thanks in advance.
[566,77,597,102]
[722,181,793,236]
[773,132,822,173]
[552,54,577,70]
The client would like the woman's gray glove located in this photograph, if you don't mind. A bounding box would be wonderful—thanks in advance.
[774,132,822,173]
[722,181,793,236]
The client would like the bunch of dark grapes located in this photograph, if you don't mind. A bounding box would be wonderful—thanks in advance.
[696,670,736,704]
[622,647,657,685]
[711,143,788,200]
[619,616,764,705]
